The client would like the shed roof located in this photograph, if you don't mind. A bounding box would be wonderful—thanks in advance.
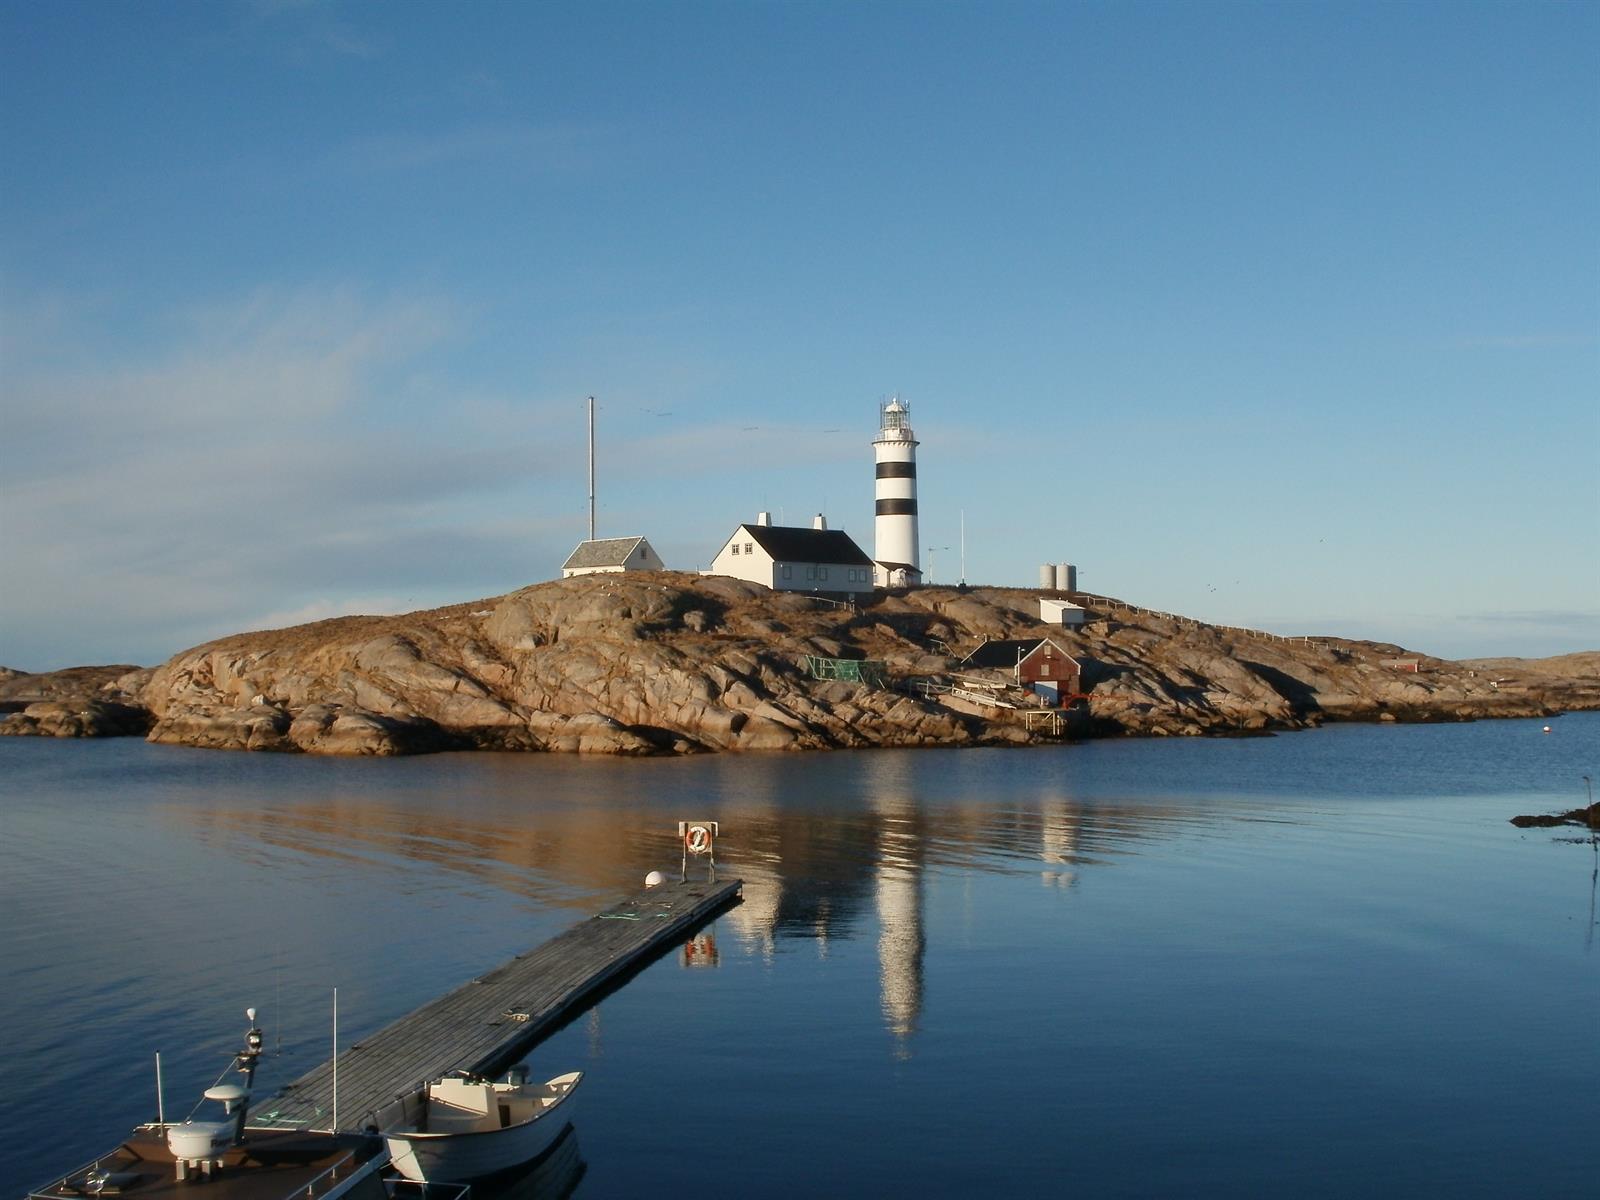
[959,638,1048,670]
[738,524,873,566]
[562,536,648,569]
[959,637,1079,671]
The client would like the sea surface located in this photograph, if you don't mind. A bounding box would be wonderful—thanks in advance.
[2,714,1597,1197]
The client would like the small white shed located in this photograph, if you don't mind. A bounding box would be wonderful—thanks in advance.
[561,536,666,577]
[1039,597,1087,627]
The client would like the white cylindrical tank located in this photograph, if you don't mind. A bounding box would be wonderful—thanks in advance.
[1057,562,1076,592]
[1039,564,1055,589]
[873,397,920,586]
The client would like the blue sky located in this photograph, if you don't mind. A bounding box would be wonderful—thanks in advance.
[2,0,1595,670]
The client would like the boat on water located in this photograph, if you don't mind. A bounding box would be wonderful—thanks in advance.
[25,1009,400,1200]
[383,1067,583,1184]
[28,1124,392,1200]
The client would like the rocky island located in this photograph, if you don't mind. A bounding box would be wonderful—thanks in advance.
[3,573,1595,756]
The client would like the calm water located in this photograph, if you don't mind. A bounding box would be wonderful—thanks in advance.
[2,716,1597,1197]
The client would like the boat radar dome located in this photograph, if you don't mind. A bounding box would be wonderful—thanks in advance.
[644,870,666,887]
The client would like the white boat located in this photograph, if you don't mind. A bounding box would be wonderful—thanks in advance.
[384,1066,582,1184]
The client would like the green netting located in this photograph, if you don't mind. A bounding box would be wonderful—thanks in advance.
[803,655,888,688]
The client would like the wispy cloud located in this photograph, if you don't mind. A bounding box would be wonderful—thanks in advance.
[333,122,600,175]
[1255,608,1600,660]
[0,285,577,668]
[1453,332,1596,351]
[245,0,388,60]
[4,287,457,480]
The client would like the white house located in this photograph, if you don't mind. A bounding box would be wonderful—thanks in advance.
[561,536,666,578]
[708,514,876,597]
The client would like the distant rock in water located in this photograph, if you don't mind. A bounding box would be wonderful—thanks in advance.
[1509,803,1600,830]
[0,665,155,738]
[3,574,1595,756]
[0,698,153,739]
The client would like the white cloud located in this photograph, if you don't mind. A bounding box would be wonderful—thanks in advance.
[236,595,413,634]
[0,285,576,668]
[1252,609,1600,661]
[335,123,597,175]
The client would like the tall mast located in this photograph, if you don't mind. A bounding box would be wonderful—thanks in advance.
[587,396,596,541]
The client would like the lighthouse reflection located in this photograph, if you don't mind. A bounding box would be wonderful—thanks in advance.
[164,748,1209,1057]
[870,757,926,1055]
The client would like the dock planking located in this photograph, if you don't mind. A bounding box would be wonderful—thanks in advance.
[253,876,741,1132]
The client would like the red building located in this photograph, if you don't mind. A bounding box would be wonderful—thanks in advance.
[957,637,1082,706]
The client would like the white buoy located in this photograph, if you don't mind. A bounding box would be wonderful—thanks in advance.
[644,870,665,887]
[1543,725,1552,733]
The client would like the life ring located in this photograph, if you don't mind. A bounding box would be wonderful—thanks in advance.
[685,824,712,854]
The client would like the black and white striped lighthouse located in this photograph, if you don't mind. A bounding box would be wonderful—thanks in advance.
[872,397,921,587]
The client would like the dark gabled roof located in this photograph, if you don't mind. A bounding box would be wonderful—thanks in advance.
[959,638,1047,670]
[739,524,873,566]
[562,536,647,569]
[959,637,1080,671]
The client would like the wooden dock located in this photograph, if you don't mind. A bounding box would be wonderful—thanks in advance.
[253,876,741,1132]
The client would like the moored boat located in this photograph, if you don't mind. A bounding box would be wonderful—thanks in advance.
[383,1067,582,1184]
[25,1009,393,1200]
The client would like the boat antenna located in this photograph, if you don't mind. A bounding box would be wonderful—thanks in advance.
[274,948,282,1057]
[332,988,339,1133]
[241,1007,263,1089]
[1586,775,1596,951]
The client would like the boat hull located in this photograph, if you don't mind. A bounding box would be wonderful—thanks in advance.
[385,1071,581,1184]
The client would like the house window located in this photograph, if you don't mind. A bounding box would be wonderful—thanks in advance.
[806,566,816,580]
[731,544,739,556]
[819,567,828,580]
[782,565,792,579]
[744,543,753,554]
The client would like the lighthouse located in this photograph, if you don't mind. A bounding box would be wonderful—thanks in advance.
[873,397,921,587]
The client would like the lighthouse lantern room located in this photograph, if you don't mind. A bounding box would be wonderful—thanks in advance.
[873,397,922,588]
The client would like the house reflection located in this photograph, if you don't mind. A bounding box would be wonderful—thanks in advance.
[162,754,1209,1053]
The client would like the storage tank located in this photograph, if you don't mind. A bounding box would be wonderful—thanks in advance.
[1038,564,1055,589]
[1057,562,1076,593]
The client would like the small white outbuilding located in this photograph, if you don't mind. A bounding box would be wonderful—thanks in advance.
[561,536,666,577]
[1039,597,1087,627]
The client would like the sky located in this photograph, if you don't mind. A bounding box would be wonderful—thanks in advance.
[1,0,1596,671]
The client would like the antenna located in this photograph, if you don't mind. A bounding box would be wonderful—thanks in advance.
[587,396,596,542]
[960,509,966,585]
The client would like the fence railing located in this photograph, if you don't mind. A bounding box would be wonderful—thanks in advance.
[1069,592,1334,651]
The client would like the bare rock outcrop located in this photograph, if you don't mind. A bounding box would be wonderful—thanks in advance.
[0,698,153,739]
[5,574,1594,756]
[0,665,156,738]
